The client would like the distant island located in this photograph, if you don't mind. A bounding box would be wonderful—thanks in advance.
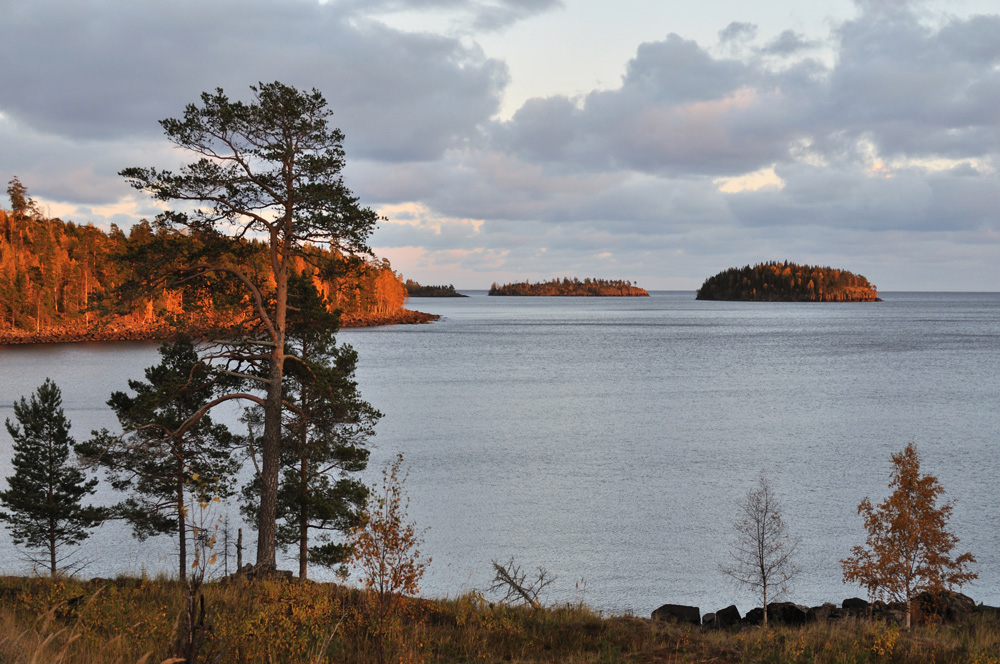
[404,280,468,297]
[489,278,649,297]
[696,262,879,302]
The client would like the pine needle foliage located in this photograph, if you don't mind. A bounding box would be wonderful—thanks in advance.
[0,379,104,575]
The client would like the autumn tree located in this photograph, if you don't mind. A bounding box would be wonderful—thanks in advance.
[842,443,976,629]
[0,379,104,575]
[350,454,430,664]
[78,339,238,578]
[721,473,798,628]
[120,81,379,570]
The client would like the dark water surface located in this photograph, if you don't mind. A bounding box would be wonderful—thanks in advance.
[1,292,998,614]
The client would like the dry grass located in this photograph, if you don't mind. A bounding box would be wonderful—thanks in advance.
[1,576,999,663]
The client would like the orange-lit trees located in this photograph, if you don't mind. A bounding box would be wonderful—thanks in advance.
[842,443,977,629]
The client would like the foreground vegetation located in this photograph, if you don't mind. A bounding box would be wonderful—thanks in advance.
[2,576,1000,663]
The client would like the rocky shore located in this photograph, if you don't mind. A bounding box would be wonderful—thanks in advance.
[652,590,995,628]
[0,309,439,346]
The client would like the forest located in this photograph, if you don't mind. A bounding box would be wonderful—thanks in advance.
[0,198,424,343]
[696,261,880,302]
[489,277,649,297]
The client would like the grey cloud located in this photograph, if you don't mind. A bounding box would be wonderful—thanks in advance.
[0,0,507,161]
[622,35,749,104]
[759,30,818,55]
[718,22,758,45]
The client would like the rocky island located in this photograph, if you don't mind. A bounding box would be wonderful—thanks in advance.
[489,277,649,297]
[696,262,879,302]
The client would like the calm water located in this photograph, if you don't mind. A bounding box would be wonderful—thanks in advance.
[0,292,997,615]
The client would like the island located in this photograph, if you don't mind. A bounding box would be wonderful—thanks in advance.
[404,280,468,297]
[696,262,879,302]
[489,277,649,297]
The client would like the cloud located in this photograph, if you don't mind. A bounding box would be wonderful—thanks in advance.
[337,0,563,32]
[2,0,998,290]
[0,0,507,161]
[759,30,819,55]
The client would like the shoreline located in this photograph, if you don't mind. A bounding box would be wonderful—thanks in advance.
[0,308,439,346]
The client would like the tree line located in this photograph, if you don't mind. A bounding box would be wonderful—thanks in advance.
[697,261,879,302]
[489,277,649,296]
[0,178,408,339]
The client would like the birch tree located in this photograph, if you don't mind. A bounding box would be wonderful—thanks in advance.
[842,443,976,629]
[721,473,798,628]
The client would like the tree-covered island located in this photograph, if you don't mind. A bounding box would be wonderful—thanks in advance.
[696,262,879,302]
[404,280,468,297]
[489,277,649,296]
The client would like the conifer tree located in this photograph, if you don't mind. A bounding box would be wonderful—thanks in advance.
[79,339,238,578]
[241,275,378,578]
[0,379,104,575]
[120,82,379,569]
[842,443,976,629]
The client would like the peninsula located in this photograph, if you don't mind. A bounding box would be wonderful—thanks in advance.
[696,262,879,302]
[489,277,649,297]
[0,208,436,345]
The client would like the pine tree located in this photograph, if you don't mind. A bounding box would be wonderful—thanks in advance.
[78,339,238,579]
[120,82,379,569]
[0,379,104,575]
[241,275,378,578]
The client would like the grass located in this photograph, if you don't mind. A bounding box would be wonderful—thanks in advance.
[1,576,999,663]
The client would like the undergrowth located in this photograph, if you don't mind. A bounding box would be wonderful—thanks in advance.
[1,576,998,663]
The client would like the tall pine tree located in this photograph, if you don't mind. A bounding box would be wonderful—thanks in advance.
[0,379,104,575]
[79,339,238,579]
[242,275,379,578]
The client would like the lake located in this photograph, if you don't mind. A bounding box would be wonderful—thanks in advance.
[0,291,998,616]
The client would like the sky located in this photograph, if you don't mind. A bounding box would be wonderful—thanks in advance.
[1,0,999,291]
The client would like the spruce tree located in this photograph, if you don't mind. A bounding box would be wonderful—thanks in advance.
[0,379,104,575]
[79,339,238,579]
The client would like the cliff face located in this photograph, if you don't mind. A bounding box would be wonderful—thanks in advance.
[696,262,879,302]
[0,211,426,344]
[489,277,649,296]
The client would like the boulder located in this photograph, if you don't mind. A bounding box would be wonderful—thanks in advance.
[767,602,810,625]
[702,613,716,628]
[715,605,741,628]
[842,597,869,616]
[742,607,764,626]
[915,590,976,623]
[807,603,843,622]
[651,603,701,626]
